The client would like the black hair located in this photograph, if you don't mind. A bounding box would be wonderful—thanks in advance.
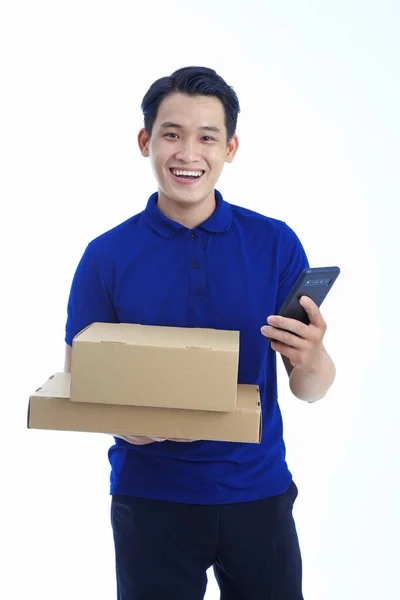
[141,66,240,141]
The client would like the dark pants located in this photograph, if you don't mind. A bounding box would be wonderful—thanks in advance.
[111,481,303,600]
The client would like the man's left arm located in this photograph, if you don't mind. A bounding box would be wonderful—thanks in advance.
[261,295,336,402]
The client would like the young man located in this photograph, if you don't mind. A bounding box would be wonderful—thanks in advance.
[64,66,336,600]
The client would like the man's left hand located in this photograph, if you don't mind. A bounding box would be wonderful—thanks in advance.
[261,296,328,373]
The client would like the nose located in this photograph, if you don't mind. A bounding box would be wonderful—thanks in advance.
[174,138,200,164]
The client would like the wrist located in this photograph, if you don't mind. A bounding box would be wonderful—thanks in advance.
[292,346,327,376]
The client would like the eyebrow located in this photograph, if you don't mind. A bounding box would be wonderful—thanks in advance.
[160,122,221,134]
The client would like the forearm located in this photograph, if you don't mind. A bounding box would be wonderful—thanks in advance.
[289,348,336,403]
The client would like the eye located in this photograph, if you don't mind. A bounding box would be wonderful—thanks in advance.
[164,132,179,139]
[202,135,215,142]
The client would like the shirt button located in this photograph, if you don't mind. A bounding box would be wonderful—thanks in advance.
[190,231,197,238]
[192,260,200,268]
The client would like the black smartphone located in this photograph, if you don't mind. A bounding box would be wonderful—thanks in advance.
[278,266,340,325]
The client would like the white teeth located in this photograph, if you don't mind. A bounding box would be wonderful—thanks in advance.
[172,169,203,177]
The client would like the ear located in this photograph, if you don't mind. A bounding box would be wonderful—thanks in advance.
[225,134,239,164]
[138,128,150,157]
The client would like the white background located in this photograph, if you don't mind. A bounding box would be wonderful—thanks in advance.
[1,1,399,599]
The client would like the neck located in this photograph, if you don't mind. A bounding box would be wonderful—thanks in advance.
[156,190,216,229]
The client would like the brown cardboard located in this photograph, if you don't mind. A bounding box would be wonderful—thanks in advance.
[70,323,240,412]
[28,373,262,444]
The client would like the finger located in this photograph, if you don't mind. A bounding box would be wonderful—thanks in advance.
[299,296,327,330]
[265,315,309,338]
[270,340,301,363]
[261,325,308,349]
[115,435,155,445]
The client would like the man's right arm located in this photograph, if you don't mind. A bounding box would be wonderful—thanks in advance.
[64,247,195,444]
[63,247,157,444]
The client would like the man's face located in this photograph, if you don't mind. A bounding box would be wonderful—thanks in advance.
[138,93,238,208]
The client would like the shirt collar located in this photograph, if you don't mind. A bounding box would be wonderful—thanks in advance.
[142,190,232,237]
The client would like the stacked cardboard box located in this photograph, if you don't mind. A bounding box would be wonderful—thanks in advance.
[28,323,262,443]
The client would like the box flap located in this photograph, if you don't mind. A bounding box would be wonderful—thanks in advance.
[27,375,70,428]
[33,373,70,398]
[74,322,239,351]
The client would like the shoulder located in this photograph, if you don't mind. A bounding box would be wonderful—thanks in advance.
[228,202,307,272]
[85,212,144,258]
[230,202,299,240]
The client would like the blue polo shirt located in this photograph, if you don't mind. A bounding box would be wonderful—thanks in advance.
[65,190,309,504]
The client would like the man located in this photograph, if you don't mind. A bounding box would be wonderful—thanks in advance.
[64,66,336,600]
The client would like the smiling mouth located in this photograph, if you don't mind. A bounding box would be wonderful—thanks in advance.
[169,168,205,182]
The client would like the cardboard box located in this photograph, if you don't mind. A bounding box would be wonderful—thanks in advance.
[28,373,262,444]
[70,323,240,412]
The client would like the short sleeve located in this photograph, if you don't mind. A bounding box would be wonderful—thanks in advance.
[275,224,309,313]
[65,242,119,346]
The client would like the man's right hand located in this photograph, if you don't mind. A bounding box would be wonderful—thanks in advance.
[114,434,167,445]
[114,434,197,444]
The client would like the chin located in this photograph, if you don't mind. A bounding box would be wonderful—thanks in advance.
[160,183,211,202]
[167,193,203,205]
